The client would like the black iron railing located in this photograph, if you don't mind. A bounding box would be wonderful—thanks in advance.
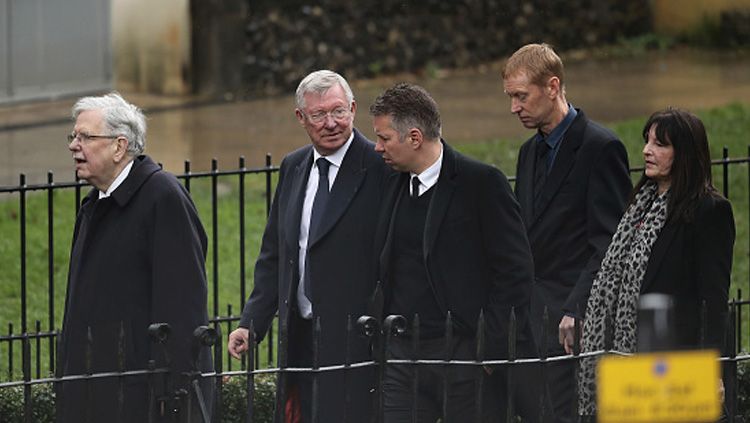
[1,149,749,421]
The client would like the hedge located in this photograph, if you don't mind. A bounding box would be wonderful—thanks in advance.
[2,366,749,422]
[0,373,276,423]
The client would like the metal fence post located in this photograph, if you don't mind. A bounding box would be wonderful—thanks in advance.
[245,320,256,423]
[506,307,517,423]
[20,174,27,336]
[47,171,56,374]
[474,311,485,423]
[442,312,453,423]
[22,333,31,423]
[411,314,420,423]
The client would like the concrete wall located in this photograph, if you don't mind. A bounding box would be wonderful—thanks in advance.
[112,0,190,95]
[653,0,750,35]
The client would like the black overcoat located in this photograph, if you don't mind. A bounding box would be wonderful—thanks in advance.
[375,141,536,359]
[239,130,388,422]
[58,155,213,422]
[640,193,735,350]
[514,109,632,348]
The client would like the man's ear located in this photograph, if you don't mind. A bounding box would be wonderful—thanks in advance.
[113,137,129,162]
[295,109,306,125]
[409,128,423,149]
[546,76,561,99]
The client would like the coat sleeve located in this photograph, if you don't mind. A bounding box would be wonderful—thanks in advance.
[238,162,287,341]
[150,176,211,376]
[693,196,735,350]
[479,166,535,358]
[563,139,631,316]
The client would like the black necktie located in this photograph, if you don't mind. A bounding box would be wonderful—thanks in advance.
[411,175,420,199]
[533,140,550,210]
[304,157,331,301]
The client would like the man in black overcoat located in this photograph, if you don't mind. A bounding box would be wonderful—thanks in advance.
[228,70,388,422]
[502,43,632,422]
[370,82,537,422]
[59,93,213,422]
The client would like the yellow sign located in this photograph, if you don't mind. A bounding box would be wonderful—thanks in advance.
[598,350,721,423]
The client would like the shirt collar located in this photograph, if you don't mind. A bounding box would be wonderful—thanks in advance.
[99,159,134,199]
[312,131,354,168]
[537,103,577,149]
[411,142,443,193]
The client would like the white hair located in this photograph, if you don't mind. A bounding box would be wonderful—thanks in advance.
[295,70,354,110]
[72,92,146,156]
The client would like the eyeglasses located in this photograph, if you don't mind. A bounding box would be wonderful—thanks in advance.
[67,132,118,145]
[303,107,351,124]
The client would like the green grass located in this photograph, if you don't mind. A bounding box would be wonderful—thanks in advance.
[2,102,750,381]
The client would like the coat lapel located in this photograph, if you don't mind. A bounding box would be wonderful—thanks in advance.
[284,149,312,251]
[308,132,368,247]
[424,141,457,260]
[518,142,536,227]
[532,111,586,223]
[640,222,679,293]
[377,172,408,284]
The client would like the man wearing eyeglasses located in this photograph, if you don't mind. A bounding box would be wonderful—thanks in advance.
[58,92,213,422]
[228,70,388,422]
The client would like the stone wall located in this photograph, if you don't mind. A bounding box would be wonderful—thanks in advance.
[243,0,651,96]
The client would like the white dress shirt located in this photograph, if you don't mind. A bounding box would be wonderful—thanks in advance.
[99,160,134,199]
[297,132,354,318]
[410,143,443,197]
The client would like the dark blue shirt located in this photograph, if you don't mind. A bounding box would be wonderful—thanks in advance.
[536,104,578,174]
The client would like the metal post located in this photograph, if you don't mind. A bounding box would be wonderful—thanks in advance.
[265,153,274,368]
[20,174,27,335]
[506,308,517,423]
[637,293,675,352]
[47,171,55,373]
[211,158,219,322]
[474,311,485,423]
[442,312,453,423]
[245,320,256,423]
[22,333,31,423]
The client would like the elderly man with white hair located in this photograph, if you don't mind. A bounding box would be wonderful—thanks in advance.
[58,92,213,422]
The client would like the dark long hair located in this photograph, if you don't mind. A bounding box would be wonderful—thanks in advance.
[632,107,717,223]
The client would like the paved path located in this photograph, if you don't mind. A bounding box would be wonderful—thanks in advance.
[1,49,749,186]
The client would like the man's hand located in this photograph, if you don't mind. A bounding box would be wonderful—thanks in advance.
[228,327,251,360]
[558,315,578,354]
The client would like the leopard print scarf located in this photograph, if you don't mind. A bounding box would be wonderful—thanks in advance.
[578,180,669,416]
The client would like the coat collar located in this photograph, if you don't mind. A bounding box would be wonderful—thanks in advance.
[82,155,160,208]
[424,140,458,258]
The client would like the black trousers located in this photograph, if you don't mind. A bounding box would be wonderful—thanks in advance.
[545,348,576,423]
[382,336,497,423]
[286,313,315,422]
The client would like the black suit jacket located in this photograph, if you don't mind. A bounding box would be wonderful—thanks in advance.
[239,129,387,422]
[375,141,535,358]
[640,193,735,350]
[515,109,631,349]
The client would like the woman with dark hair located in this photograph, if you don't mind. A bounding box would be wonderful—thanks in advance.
[578,107,735,416]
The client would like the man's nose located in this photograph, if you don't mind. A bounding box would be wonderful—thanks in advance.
[510,99,521,114]
[323,114,337,128]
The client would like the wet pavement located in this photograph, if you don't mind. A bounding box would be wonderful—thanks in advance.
[1,49,749,186]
